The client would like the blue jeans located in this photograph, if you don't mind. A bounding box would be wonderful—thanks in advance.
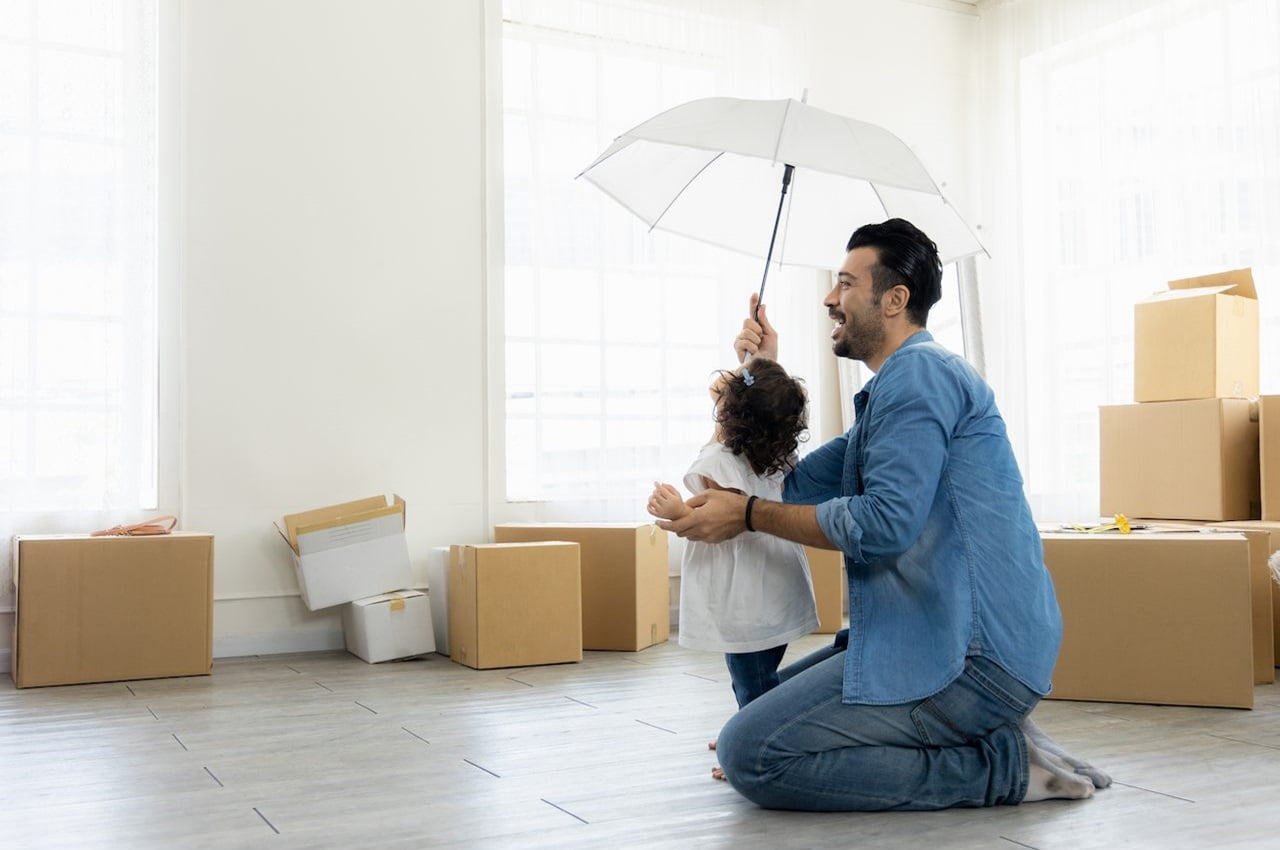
[716,635,1037,811]
[725,645,789,708]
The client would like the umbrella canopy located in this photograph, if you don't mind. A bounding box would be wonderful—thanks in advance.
[577,96,984,272]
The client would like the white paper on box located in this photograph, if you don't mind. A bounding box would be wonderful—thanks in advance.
[426,546,450,655]
[342,590,435,663]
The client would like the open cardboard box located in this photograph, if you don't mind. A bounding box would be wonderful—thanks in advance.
[1133,267,1258,402]
[277,495,413,610]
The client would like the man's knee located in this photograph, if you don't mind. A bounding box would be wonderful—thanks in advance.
[715,710,771,795]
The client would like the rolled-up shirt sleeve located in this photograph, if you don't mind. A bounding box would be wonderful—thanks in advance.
[813,351,966,564]
[783,432,847,506]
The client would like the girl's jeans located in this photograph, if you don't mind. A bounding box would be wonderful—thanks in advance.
[724,645,789,708]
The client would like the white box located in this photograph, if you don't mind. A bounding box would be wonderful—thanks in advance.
[427,546,450,655]
[277,495,413,610]
[342,590,435,663]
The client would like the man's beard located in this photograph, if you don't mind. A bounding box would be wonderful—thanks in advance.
[832,305,885,362]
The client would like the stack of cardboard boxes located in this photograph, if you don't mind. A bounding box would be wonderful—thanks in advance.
[1043,269,1278,709]
[280,495,434,664]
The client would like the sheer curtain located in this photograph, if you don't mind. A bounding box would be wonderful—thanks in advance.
[978,0,1280,521]
[499,0,825,521]
[0,0,160,512]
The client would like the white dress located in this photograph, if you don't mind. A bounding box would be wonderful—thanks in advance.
[678,442,819,653]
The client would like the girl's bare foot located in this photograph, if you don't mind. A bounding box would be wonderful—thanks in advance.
[711,766,726,781]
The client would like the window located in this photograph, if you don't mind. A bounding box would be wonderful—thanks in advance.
[0,0,160,510]
[500,0,823,515]
[982,0,1280,519]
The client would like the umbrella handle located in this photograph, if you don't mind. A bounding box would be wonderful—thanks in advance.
[755,163,794,321]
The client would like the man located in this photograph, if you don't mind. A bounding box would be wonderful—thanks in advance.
[655,219,1109,811]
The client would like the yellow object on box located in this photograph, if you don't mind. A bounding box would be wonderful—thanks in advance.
[1133,268,1258,403]
[1066,514,1134,534]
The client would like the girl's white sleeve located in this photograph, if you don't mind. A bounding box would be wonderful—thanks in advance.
[682,445,750,494]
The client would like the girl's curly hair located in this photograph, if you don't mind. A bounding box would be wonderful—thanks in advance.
[714,358,809,477]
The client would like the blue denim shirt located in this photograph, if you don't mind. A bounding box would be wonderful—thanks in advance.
[784,331,1062,705]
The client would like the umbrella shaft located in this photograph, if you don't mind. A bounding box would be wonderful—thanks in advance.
[756,163,794,321]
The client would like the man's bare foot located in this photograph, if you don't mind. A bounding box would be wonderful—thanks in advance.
[1023,739,1094,802]
[708,740,716,751]
[711,766,726,781]
[1021,717,1112,789]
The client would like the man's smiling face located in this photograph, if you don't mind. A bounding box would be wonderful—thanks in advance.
[825,246,886,363]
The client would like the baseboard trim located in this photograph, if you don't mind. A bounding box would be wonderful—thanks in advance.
[213,628,344,659]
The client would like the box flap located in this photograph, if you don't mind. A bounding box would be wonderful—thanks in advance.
[1167,267,1256,300]
[281,494,405,552]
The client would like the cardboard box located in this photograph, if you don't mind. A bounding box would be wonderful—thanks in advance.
[448,542,582,669]
[1201,521,1280,668]
[278,495,413,610]
[804,546,846,634]
[1041,531,1254,709]
[1133,268,1258,402]
[1099,399,1260,521]
[1135,520,1277,681]
[426,546,450,655]
[11,534,214,688]
[1262,396,1280,521]
[342,590,435,663]
[492,523,669,651]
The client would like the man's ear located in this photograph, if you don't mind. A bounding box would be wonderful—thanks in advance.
[881,284,911,318]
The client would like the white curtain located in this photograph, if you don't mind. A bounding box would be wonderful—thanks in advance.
[0,0,160,512]
[500,0,827,520]
[977,0,1280,521]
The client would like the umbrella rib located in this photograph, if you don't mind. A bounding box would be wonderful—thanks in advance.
[646,151,726,233]
[771,98,795,166]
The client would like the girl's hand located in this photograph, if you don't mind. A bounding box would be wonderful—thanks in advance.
[647,481,690,521]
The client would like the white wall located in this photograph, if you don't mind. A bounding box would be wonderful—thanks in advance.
[182,0,489,655]
[775,0,980,232]
[1,0,976,667]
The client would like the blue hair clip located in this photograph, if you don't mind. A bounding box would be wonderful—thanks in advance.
[741,367,755,387]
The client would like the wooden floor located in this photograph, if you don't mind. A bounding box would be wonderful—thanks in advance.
[4,633,1280,849]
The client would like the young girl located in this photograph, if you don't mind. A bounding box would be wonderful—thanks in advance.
[648,358,818,710]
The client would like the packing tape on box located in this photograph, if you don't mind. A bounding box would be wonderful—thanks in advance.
[389,593,405,613]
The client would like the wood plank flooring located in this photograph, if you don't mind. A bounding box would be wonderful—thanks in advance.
[4,633,1280,849]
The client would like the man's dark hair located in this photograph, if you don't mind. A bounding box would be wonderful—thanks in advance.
[846,218,943,326]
